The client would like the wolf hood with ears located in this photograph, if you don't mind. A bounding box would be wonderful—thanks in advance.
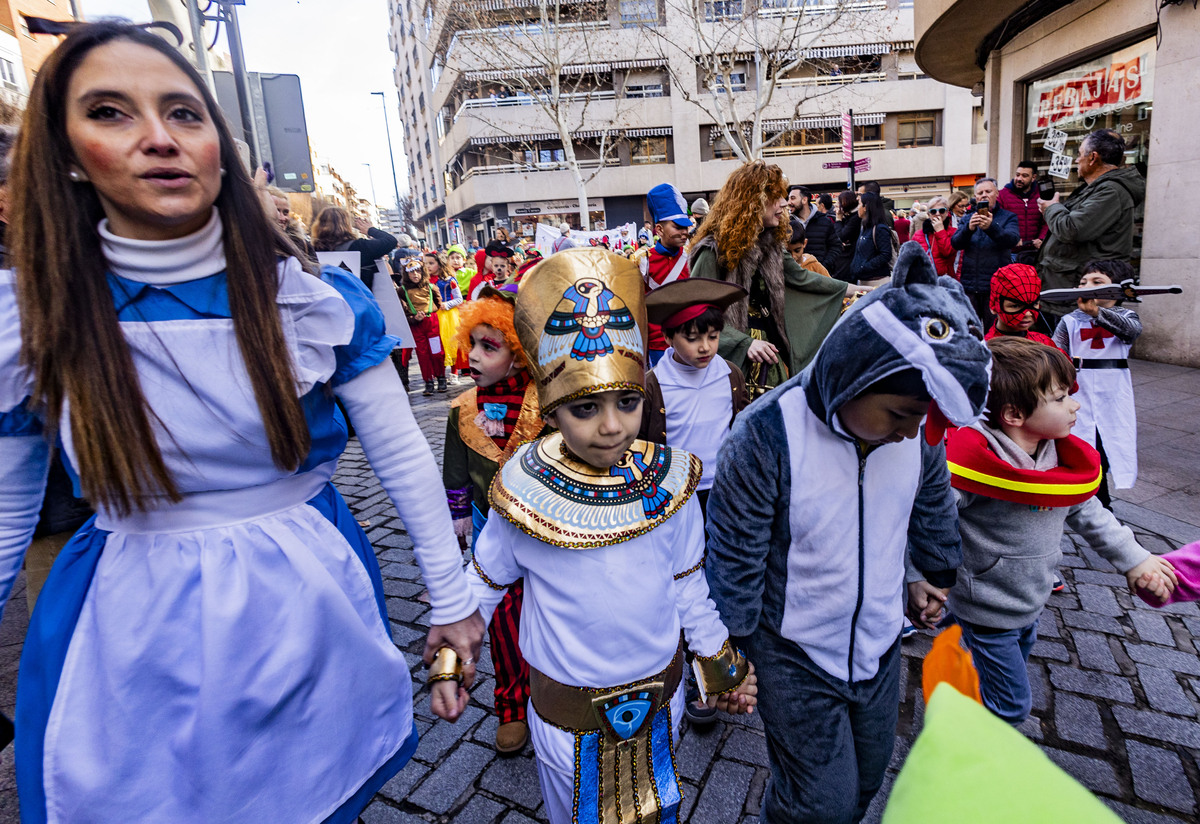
[704,241,994,683]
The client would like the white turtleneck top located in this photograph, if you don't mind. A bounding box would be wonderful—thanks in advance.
[652,349,734,490]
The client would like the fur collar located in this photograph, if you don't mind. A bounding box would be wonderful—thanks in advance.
[689,230,789,357]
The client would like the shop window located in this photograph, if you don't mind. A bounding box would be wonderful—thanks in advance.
[897,112,937,148]
[619,0,658,26]
[631,137,668,165]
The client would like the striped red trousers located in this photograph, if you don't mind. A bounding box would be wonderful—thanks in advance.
[489,578,529,723]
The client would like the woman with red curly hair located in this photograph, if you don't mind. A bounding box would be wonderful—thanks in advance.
[689,161,857,389]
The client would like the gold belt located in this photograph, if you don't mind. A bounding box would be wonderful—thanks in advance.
[529,645,683,737]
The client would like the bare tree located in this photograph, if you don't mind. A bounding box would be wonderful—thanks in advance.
[429,0,648,226]
[651,0,891,162]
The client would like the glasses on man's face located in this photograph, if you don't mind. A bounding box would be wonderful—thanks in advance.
[929,208,948,215]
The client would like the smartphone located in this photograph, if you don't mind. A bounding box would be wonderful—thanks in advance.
[1038,178,1056,200]
[975,201,990,216]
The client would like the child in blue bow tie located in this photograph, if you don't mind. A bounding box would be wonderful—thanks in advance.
[442,283,547,755]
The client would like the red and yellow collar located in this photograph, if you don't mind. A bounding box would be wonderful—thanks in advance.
[946,428,1101,507]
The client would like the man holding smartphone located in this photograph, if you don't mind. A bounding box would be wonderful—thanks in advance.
[952,177,1020,327]
[998,160,1049,265]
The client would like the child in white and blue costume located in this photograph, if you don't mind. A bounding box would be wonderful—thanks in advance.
[0,212,478,823]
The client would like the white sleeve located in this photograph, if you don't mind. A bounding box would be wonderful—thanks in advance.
[465,516,521,627]
[0,435,50,622]
[670,498,730,657]
[335,360,479,625]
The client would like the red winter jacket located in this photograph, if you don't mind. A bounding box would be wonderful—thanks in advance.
[996,182,1047,252]
[914,222,960,278]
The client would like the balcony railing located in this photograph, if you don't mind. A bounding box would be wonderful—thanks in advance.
[761,139,885,157]
[772,71,925,88]
[757,0,886,16]
[452,89,617,123]
[458,156,619,181]
[447,19,609,61]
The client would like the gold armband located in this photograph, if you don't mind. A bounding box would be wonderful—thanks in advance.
[428,647,464,684]
[694,640,749,697]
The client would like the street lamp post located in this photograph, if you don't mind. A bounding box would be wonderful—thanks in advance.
[371,91,402,210]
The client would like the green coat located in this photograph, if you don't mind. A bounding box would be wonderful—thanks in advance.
[1039,166,1145,291]
[689,245,846,377]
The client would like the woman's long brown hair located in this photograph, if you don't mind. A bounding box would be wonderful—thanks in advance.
[13,22,310,515]
[690,160,790,270]
[311,206,355,251]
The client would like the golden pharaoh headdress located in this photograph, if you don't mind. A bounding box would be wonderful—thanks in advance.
[514,248,648,414]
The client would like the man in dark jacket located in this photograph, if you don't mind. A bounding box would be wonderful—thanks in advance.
[1038,129,1145,325]
[997,160,1047,265]
[952,177,1020,327]
[787,185,838,274]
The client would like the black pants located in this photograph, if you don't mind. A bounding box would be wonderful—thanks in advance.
[967,290,993,330]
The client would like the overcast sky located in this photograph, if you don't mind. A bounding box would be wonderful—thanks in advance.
[82,0,409,207]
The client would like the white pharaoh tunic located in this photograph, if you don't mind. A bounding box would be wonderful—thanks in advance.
[467,433,733,823]
[0,211,476,824]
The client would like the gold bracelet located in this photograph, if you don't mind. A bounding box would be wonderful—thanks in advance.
[694,640,750,697]
[428,647,464,684]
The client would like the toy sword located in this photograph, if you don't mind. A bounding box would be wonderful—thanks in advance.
[1040,279,1183,304]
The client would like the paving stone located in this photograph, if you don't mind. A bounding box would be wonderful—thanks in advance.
[678,779,699,821]
[1132,611,1177,646]
[721,728,770,768]
[1138,666,1197,716]
[1072,631,1120,673]
[500,812,539,824]
[377,761,431,803]
[453,795,507,824]
[1029,664,1051,713]
[480,755,544,809]
[1016,715,1043,741]
[1112,706,1200,748]
[1031,639,1070,662]
[386,597,429,624]
[675,726,722,782]
[415,707,487,762]
[691,760,755,824]
[745,766,768,814]
[1043,748,1121,796]
[1126,740,1196,814]
[1076,584,1124,617]
[408,742,494,814]
[1061,609,1125,636]
[1079,546,1116,572]
[1048,666,1135,703]
[1124,644,1200,675]
[1073,569,1133,588]
[390,622,425,647]
[1037,611,1062,638]
[1053,694,1107,749]
[359,801,427,823]
[1102,800,1192,823]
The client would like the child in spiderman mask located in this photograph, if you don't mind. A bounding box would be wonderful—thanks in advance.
[984,263,1062,351]
[443,283,548,754]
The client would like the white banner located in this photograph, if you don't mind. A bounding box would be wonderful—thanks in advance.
[535,223,637,258]
[316,252,415,349]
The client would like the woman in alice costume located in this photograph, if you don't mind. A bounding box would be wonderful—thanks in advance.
[0,23,482,823]
[434,248,757,823]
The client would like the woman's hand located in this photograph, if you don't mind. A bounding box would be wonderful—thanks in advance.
[846,282,873,297]
[930,216,944,232]
[353,215,372,234]
[746,339,779,364]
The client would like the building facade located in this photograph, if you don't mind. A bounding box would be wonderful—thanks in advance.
[915,0,1199,367]
[390,0,987,248]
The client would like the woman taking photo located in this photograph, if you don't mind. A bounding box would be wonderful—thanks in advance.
[850,191,895,286]
[688,161,855,389]
[312,206,398,290]
[0,22,481,823]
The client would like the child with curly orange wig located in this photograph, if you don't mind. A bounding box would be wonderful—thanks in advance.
[442,283,547,756]
[688,161,857,391]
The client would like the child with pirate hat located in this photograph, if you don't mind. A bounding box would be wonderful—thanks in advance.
[447,248,757,824]
[442,282,548,755]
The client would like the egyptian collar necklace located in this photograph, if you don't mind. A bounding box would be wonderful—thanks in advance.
[489,431,701,548]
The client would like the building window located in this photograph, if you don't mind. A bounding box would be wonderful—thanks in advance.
[0,59,14,86]
[897,112,936,148]
[619,0,658,26]
[712,135,739,159]
[425,138,432,156]
[704,0,742,20]
[855,124,881,142]
[538,148,566,164]
[631,137,668,164]
[625,83,664,99]
[712,72,747,93]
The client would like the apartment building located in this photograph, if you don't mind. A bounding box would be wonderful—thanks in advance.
[390,0,987,248]
[915,0,1199,366]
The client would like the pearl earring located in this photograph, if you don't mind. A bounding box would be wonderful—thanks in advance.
[68,169,84,182]
[220,167,227,177]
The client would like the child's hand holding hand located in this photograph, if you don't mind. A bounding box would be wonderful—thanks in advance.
[1126,555,1178,600]
[1135,570,1175,606]
[430,679,470,722]
[708,662,758,716]
[906,581,949,629]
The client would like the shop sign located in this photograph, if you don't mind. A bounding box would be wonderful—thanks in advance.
[1026,40,1154,134]
[506,198,604,216]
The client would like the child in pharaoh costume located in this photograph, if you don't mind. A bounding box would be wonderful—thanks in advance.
[442,248,758,823]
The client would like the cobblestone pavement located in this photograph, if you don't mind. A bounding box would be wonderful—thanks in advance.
[0,359,1197,823]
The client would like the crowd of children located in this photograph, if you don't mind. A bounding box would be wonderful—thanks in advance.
[405,176,1179,824]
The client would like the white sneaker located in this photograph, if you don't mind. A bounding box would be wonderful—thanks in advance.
[448,373,460,385]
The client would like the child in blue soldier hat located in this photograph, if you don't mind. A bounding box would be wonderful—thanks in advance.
[706,241,993,823]
[635,183,695,368]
